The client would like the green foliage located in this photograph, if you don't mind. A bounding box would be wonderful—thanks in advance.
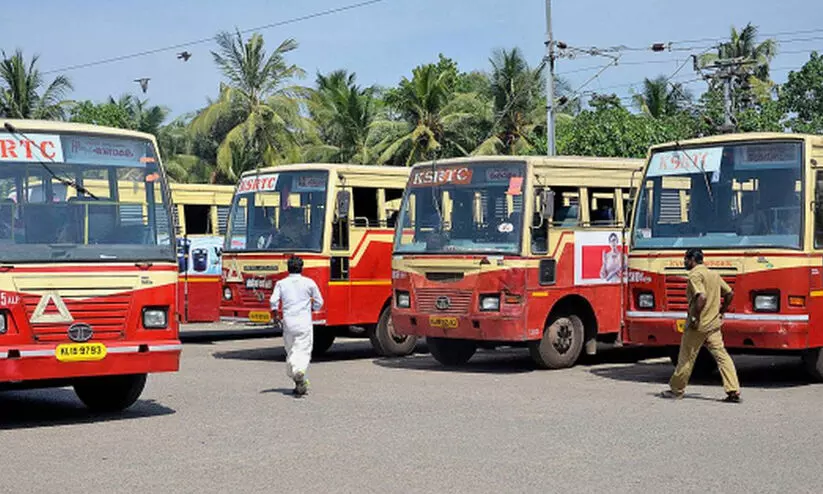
[0,49,73,120]
[781,51,823,133]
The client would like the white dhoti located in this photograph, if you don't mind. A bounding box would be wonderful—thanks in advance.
[282,323,313,379]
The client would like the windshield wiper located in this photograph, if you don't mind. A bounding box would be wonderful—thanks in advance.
[3,122,99,200]
[673,139,713,203]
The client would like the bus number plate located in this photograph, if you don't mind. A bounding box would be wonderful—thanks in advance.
[429,316,458,329]
[249,311,272,323]
[676,320,686,333]
[56,343,107,362]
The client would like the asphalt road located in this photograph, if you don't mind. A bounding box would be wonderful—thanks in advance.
[2,335,822,494]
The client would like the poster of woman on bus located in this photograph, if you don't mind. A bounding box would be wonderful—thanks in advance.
[574,231,626,285]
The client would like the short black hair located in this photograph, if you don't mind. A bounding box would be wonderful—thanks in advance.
[609,233,619,242]
[685,248,704,263]
[287,256,304,274]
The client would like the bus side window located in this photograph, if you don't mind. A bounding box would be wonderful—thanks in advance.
[385,188,404,228]
[353,187,379,228]
[815,171,823,248]
[588,188,617,227]
[552,188,580,227]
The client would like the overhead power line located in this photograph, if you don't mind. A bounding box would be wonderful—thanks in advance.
[42,0,386,75]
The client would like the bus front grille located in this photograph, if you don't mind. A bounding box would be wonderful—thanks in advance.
[665,275,736,311]
[415,288,472,315]
[22,294,131,342]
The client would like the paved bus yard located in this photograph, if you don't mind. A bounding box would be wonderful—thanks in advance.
[2,328,823,494]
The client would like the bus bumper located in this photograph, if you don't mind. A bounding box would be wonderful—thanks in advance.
[626,314,809,350]
[0,340,181,383]
[392,312,528,341]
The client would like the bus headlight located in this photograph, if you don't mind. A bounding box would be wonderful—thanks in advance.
[479,294,500,312]
[0,312,6,334]
[754,293,779,312]
[143,307,169,329]
[637,292,655,309]
[223,287,233,301]
[396,291,410,308]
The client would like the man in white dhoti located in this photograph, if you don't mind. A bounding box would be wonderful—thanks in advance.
[270,256,324,396]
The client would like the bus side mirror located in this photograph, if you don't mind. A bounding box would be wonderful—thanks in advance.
[540,189,555,225]
[335,190,350,221]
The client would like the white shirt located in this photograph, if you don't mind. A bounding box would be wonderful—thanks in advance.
[270,273,324,331]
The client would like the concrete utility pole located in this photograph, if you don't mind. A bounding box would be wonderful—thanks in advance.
[544,0,556,156]
[697,57,752,133]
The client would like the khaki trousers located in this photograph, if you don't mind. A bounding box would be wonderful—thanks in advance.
[669,328,740,394]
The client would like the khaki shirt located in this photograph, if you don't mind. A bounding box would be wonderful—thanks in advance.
[686,264,731,332]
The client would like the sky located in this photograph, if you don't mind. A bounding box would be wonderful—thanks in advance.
[2,0,821,118]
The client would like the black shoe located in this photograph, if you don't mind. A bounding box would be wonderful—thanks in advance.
[723,392,741,403]
[293,372,308,397]
[659,390,684,400]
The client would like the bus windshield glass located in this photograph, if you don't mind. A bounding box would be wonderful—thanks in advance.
[225,170,328,252]
[633,141,803,250]
[394,162,525,255]
[0,131,174,262]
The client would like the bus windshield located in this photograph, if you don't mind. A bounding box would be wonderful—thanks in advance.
[225,170,328,252]
[0,131,174,262]
[394,162,525,255]
[633,141,803,250]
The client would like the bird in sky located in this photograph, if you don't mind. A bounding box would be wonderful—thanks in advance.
[177,51,192,62]
[134,78,150,93]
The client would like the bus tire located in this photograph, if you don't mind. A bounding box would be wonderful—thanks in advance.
[668,346,716,378]
[312,327,336,357]
[74,374,147,412]
[427,337,477,366]
[802,348,823,382]
[529,314,584,369]
[370,306,417,357]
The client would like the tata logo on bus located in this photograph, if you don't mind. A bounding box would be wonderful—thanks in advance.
[238,175,278,193]
[410,167,473,187]
[0,133,64,163]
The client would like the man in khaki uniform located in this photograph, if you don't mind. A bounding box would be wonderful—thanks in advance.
[661,248,741,402]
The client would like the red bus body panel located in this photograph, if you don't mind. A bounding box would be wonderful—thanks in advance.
[625,252,817,351]
[0,263,181,383]
[220,229,395,327]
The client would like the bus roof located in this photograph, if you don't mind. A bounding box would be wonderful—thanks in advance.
[1,118,159,143]
[411,155,644,172]
[239,163,410,179]
[649,132,823,152]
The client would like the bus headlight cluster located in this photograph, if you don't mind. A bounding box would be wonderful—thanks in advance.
[479,294,500,312]
[637,293,655,309]
[0,312,6,334]
[395,291,410,308]
[754,293,779,312]
[142,307,169,329]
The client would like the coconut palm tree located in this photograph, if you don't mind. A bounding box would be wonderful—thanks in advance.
[632,76,692,118]
[305,70,378,164]
[191,30,307,180]
[107,94,169,135]
[474,48,544,155]
[0,49,73,120]
[376,63,487,166]
[701,23,777,82]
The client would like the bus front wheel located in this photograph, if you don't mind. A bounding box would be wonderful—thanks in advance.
[427,337,476,366]
[370,306,417,357]
[802,348,823,381]
[73,374,147,412]
[529,314,584,369]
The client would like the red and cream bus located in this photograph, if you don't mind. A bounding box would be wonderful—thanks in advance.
[220,164,414,356]
[625,133,823,380]
[0,120,180,411]
[391,156,642,368]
